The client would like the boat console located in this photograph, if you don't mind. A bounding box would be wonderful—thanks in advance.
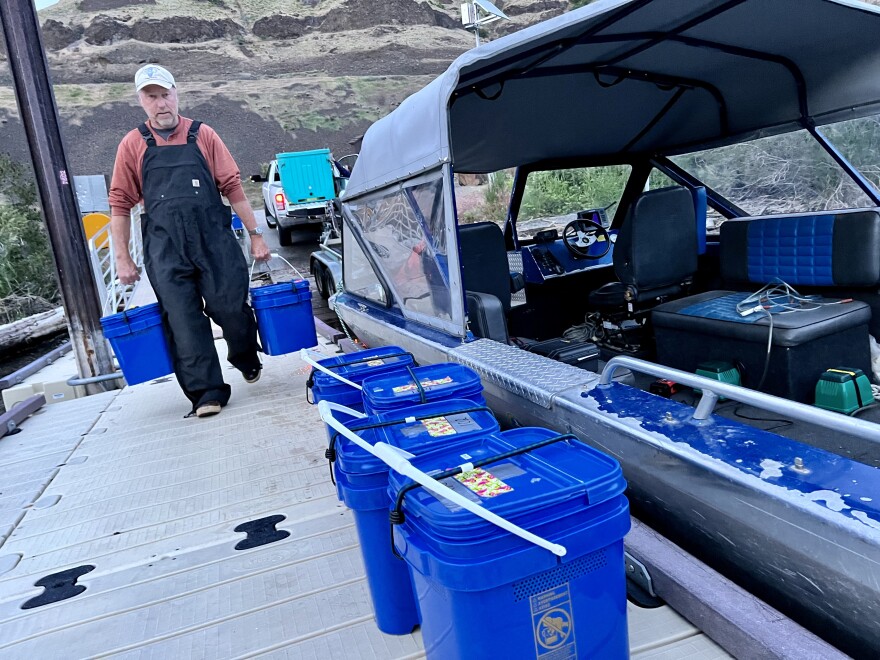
[521,230,616,283]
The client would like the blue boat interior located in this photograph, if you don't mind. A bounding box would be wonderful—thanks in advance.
[456,166,880,464]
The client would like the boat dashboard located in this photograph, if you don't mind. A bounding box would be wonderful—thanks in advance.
[521,230,617,283]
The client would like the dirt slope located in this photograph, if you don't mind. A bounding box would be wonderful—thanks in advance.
[0,0,569,178]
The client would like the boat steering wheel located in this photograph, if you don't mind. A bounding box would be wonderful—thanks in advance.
[562,219,611,259]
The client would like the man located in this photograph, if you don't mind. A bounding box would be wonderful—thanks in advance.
[109,64,270,418]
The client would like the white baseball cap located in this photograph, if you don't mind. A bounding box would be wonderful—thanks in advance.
[135,64,175,92]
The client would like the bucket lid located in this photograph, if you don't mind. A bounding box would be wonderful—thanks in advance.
[250,279,309,299]
[126,303,161,320]
[100,304,163,337]
[101,303,162,325]
[362,363,482,408]
[250,290,310,309]
[313,347,416,388]
[335,399,499,477]
[387,427,626,541]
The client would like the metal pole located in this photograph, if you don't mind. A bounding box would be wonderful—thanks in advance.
[807,124,880,206]
[0,0,117,393]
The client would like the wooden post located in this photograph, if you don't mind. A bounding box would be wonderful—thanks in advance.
[0,0,117,393]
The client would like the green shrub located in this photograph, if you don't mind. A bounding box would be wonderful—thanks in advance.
[519,166,629,218]
[464,165,629,225]
[481,170,514,223]
[0,155,58,308]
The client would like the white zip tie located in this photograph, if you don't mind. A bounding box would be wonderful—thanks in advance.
[319,400,367,421]
[300,348,362,390]
[317,400,566,557]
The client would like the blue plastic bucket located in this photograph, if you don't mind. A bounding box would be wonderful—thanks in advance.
[336,470,419,634]
[309,346,416,413]
[310,346,418,442]
[388,427,631,659]
[250,280,317,356]
[334,399,500,495]
[333,399,500,636]
[361,363,485,415]
[100,303,174,386]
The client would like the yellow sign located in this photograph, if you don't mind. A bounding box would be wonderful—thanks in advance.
[82,212,111,247]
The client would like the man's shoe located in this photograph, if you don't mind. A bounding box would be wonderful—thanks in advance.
[243,367,261,384]
[195,401,222,418]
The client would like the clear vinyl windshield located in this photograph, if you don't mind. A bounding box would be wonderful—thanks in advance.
[343,169,465,336]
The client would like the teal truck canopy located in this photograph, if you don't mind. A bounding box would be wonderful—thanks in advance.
[276,149,336,205]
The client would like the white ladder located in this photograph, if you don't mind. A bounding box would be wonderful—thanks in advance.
[87,205,144,316]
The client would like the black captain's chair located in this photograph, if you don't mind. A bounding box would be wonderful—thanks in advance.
[589,186,698,311]
[459,222,525,342]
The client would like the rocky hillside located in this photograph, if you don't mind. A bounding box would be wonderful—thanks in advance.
[2,0,878,186]
[0,0,572,183]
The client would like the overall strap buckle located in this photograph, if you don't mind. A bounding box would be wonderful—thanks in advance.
[137,123,156,147]
[187,120,202,144]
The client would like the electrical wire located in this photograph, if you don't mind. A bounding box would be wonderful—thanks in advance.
[755,308,773,391]
[562,312,604,343]
[852,402,880,418]
[735,279,853,392]
[735,279,850,316]
[732,404,794,432]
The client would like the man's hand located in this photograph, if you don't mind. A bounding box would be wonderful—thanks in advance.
[250,235,271,262]
[117,258,141,285]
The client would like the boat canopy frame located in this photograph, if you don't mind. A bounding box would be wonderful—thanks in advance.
[345,0,880,201]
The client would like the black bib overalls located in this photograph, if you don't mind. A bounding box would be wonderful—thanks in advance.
[138,121,259,410]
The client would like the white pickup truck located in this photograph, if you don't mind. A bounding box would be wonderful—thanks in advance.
[253,158,329,246]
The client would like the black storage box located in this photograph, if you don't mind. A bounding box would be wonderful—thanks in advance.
[528,338,600,371]
[652,291,872,402]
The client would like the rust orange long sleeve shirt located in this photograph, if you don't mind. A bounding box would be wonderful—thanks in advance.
[108,116,247,217]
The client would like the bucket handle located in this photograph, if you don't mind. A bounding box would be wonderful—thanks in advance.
[301,348,362,391]
[250,252,306,282]
[388,432,575,560]
[321,402,368,485]
[318,400,567,558]
[403,365,428,404]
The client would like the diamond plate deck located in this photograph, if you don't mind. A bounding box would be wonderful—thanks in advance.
[507,251,526,306]
[450,338,598,408]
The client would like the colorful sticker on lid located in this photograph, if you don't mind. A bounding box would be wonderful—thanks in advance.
[422,416,457,437]
[391,375,453,394]
[407,413,481,438]
[454,467,513,498]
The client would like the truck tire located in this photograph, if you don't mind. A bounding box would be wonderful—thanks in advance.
[324,268,337,297]
[279,225,292,246]
[264,203,277,228]
[313,262,331,299]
